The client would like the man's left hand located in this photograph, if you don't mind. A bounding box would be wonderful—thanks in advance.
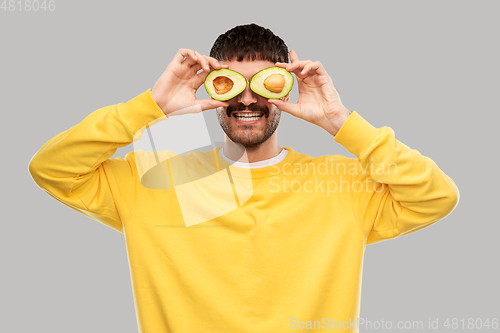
[270,50,351,136]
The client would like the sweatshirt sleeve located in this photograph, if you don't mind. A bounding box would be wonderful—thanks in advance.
[334,111,459,244]
[28,90,167,233]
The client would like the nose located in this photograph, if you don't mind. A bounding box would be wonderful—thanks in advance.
[237,83,258,106]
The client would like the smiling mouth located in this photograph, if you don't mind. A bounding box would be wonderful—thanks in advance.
[232,111,264,122]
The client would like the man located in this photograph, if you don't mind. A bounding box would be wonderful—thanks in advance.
[29,23,459,332]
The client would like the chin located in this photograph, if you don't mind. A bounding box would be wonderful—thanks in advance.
[217,107,281,149]
[228,134,269,148]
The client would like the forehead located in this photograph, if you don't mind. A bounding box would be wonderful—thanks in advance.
[219,59,276,79]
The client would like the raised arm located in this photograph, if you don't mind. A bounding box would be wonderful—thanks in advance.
[334,112,459,243]
[271,50,459,243]
[29,49,228,232]
[28,91,166,232]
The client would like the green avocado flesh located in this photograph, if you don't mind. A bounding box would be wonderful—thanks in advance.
[250,66,294,99]
[204,69,247,101]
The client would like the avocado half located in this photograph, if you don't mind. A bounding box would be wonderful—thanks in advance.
[204,69,247,101]
[250,66,293,99]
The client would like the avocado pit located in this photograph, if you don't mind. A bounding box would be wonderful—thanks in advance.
[250,66,293,99]
[263,74,285,93]
[213,76,234,95]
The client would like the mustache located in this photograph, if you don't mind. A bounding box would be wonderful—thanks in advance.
[226,103,269,117]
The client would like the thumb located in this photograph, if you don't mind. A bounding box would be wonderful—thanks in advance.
[268,99,300,116]
[165,99,228,117]
[197,98,229,112]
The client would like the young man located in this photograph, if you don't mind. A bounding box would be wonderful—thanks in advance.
[29,23,459,332]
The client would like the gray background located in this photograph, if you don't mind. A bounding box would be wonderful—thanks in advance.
[2,0,498,332]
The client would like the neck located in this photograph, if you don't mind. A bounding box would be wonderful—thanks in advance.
[223,134,281,163]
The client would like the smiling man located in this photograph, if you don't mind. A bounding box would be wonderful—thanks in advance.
[212,26,288,158]
[216,59,283,151]
[29,23,459,332]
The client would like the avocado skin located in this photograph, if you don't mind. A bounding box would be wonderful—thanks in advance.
[250,66,294,99]
[204,69,247,101]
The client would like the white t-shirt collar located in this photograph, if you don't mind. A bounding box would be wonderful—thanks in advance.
[218,147,288,169]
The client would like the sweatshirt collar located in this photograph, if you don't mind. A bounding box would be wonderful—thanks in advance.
[214,146,297,179]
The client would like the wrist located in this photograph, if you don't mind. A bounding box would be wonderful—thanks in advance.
[324,108,352,136]
[150,88,169,116]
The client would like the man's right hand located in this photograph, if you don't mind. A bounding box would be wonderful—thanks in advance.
[151,48,230,116]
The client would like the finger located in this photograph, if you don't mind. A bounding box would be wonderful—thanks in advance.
[301,61,322,76]
[197,98,230,112]
[202,54,225,71]
[268,99,300,117]
[286,60,313,75]
[182,49,199,67]
[192,63,203,73]
[192,51,211,72]
[290,49,299,63]
[194,52,225,72]
[274,62,289,69]
[176,48,198,63]
[273,62,295,77]
[196,67,211,82]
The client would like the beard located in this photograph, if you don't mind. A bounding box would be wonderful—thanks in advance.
[216,103,281,148]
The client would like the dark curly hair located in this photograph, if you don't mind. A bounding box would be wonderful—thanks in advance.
[210,23,289,64]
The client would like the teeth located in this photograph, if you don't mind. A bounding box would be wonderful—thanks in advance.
[234,112,263,117]
[236,116,261,121]
[234,112,263,122]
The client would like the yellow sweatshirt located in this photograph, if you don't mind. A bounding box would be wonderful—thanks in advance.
[29,90,459,332]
